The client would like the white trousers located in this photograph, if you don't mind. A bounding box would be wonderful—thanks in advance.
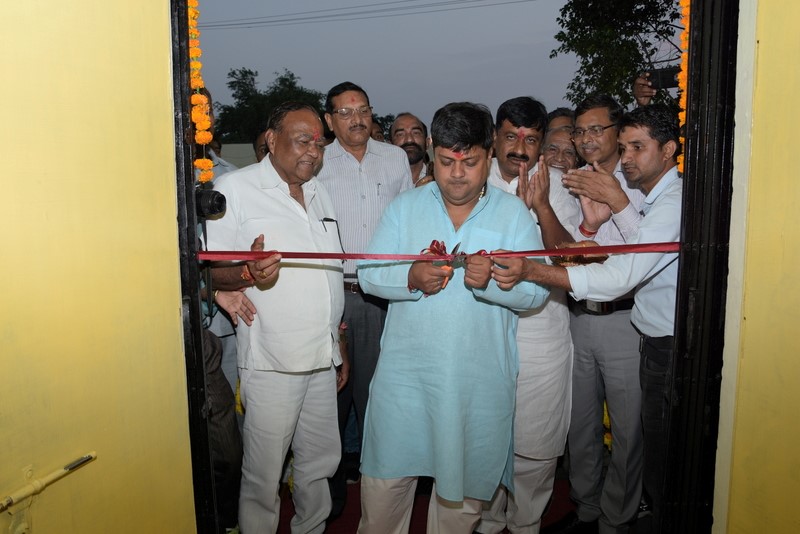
[358,476,484,534]
[238,365,340,534]
[476,454,558,534]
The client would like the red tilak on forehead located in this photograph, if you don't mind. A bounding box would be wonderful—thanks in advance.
[312,130,321,141]
[516,128,526,140]
[453,151,465,160]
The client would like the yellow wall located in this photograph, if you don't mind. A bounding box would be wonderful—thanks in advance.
[0,2,196,533]
[718,0,800,532]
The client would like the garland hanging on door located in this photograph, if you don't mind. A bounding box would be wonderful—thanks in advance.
[188,0,214,183]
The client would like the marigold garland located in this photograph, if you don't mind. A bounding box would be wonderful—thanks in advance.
[677,0,690,173]
[188,1,214,183]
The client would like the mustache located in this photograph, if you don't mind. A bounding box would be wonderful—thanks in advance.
[349,124,367,131]
[401,142,424,151]
[506,152,530,162]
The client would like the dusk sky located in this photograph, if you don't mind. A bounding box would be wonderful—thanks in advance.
[197,0,578,128]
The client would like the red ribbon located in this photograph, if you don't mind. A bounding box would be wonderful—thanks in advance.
[197,242,680,263]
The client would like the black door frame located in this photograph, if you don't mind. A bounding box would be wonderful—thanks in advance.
[666,0,739,532]
[170,1,218,533]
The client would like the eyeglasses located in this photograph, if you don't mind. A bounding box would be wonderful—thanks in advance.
[571,124,617,140]
[331,106,373,119]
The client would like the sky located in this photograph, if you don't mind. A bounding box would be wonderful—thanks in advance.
[197,0,578,129]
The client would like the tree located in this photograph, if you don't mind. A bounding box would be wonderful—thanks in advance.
[372,113,396,139]
[214,68,325,143]
[551,0,682,107]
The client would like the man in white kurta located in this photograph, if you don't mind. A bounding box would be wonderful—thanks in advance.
[207,104,344,534]
[477,97,581,534]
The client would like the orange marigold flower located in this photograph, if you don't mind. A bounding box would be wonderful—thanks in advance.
[191,106,208,123]
[189,39,200,48]
[190,77,205,89]
[191,93,208,105]
[189,28,200,38]
[190,60,203,71]
[198,170,214,183]
[196,119,211,131]
[188,7,199,20]
[189,47,202,58]
[195,130,213,145]
[188,0,199,6]
[194,158,214,171]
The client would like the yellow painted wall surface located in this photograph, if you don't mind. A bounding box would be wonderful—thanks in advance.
[0,2,196,533]
[724,1,800,532]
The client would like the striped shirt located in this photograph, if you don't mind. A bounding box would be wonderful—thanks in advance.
[317,138,412,277]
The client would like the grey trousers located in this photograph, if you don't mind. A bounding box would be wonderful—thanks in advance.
[567,309,643,533]
[338,290,388,439]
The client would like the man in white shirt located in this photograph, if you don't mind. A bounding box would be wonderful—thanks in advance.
[207,102,345,533]
[542,128,580,173]
[475,96,580,534]
[500,104,681,534]
[531,95,646,534]
[316,81,411,511]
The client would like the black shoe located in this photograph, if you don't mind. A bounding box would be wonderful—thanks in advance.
[542,511,599,534]
[637,497,652,518]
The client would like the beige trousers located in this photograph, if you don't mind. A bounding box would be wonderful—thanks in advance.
[358,475,484,534]
[476,454,558,534]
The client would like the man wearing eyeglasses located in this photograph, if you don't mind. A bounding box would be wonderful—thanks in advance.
[316,81,412,514]
[539,94,647,534]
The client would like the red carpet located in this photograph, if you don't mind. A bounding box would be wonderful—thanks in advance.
[277,478,574,533]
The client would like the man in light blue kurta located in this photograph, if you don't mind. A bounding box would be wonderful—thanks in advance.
[356,102,549,534]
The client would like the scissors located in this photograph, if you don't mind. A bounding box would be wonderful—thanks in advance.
[438,242,461,289]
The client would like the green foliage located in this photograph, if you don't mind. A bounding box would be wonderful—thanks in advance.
[551,0,681,107]
[214,68,325,143]
[372,113,396,138]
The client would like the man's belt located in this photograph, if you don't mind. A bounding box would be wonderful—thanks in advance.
[344,280,361,294]
[639,334,674,351]
[573,298,635,316]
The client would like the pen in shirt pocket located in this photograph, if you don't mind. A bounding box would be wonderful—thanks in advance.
[320,217,345,257]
